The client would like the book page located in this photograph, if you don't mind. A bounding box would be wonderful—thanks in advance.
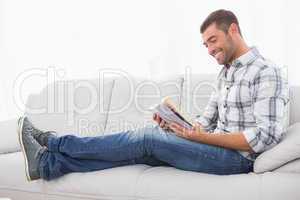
[152,100,193,129]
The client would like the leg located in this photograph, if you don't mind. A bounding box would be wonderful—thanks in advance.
[46,125,253,175]
[20,116,253,181]
[39,151,168,181]
[47,125,159,161]
[142,126,254,175]
[19,117,169,181]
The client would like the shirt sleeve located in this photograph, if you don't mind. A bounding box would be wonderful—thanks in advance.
[243,67,289,153]
[195,90,219,132]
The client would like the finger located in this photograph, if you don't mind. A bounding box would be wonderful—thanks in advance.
[154,113,162,124]
[169,125,180,134]
[192,122,202,131]
[160,120,168,128]
[193,122,203,129]
[192,124,200,131]
[173,123,191,136]
[163,125,170,131]
[169,123,179,133]
[171,127,188,139]
[169,123,184,134]
[170,123,184,132]
[153,113,157,121]
[157,115,162,124]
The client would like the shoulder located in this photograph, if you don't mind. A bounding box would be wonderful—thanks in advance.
[250,57,283,80]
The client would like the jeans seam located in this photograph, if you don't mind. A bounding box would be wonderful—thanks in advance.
[57,137,62,152]
[38,150,48,180]
[159,130,221,160]
[63,140,145,159]
[153,140,219,161]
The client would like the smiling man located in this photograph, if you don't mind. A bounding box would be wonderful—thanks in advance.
[18,9,289,181]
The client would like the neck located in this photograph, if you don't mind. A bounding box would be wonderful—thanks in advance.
[228,38,250,64]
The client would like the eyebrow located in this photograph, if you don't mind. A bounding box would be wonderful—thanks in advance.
[203,35,216,46]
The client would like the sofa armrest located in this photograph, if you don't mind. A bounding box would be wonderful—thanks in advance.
[253,123,300,173]
[273,159,300,173]
[0,118,20,154]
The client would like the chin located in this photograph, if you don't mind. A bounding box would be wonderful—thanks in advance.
[216,60,225,65]
[215,56,226,65]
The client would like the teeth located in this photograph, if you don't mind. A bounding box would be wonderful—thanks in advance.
[214,51,221,58]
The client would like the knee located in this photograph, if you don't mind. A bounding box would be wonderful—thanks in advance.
[134,126,159,152]
[139,126,156,141]
[143,125,169,147]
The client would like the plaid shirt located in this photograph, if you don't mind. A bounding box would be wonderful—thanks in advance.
[196,47,289,161]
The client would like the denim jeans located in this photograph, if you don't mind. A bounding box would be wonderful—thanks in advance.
[38,125,254,180]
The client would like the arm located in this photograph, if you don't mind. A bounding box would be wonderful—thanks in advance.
[171,67,288,153]
[170,123,253,152]
[241,67,289,153]
[193,131,252,152]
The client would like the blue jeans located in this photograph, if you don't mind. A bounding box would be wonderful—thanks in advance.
[38,125,253,180]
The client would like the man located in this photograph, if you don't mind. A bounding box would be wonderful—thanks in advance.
[18,9,288,181]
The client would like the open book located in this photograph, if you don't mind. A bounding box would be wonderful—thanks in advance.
[149,97,194,130]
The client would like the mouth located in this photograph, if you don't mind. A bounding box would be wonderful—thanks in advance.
[215,51,222,57]
[213,50,223,60]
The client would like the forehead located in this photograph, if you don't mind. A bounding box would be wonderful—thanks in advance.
[202,23,223,42]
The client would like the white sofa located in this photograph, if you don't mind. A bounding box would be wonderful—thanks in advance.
[1,74,300,200]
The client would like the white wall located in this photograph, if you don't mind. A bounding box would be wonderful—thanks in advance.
[0,0,299,120]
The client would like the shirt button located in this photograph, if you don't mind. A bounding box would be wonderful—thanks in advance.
[223,104,227,108]
[226,87,229,90]
[222,121,225,124]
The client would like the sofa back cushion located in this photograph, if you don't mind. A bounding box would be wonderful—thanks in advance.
[289,86,300,124]
[181,74,217,120]
[0,118,20,154]
[23,73,297,137]
[105,75,183,133]
[25,79,114,137]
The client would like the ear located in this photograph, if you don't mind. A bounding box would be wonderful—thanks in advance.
[228,23,239,35]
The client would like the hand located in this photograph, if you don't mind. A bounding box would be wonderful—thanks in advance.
[153,113,170,130]
[169,122,206,140]
[192,122,204,132]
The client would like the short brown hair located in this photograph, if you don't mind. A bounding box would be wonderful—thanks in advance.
[200,9,242,36]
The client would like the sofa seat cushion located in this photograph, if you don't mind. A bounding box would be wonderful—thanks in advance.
[0,152,44,193]
[45,164,152,199]
[135,166,261,200]
[1,153,300,200]
[258,172,300,200]
[135,167,300,200]
[0,152,151,200]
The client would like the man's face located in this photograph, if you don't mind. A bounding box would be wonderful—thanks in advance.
[202,23,235,65]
